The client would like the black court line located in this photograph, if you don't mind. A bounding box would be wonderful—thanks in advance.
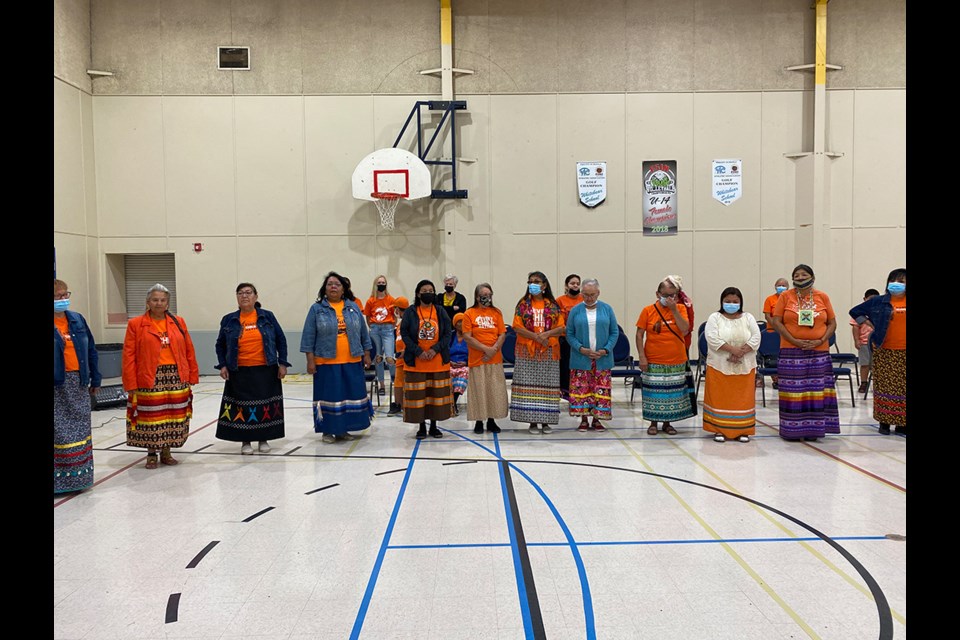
[305,483,339,495]
[442,460,479,466]
[283,446,302,456]
[242,506,275,522]
[375,467,408,476]
[106,441,126,450]
[164,593,180,623]
[191,444,212,453]
[185,541,220,569]
[501,460,546,639]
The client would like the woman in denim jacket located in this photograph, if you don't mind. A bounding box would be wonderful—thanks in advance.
[301,272,373,443]
[849,268,907,435]
[54,278,102,494]
[214,283,291,455]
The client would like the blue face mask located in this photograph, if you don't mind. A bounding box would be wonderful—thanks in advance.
[722,303,741,314]
[54,299,71,312]
[775,286,787,294]
[887,282,905,294]
[528,283,542,295]
[659,296,670,306]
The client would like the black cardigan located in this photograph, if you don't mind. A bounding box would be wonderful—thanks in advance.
[400,303,453,367]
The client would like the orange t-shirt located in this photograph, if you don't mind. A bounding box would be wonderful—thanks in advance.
[556,294,583,321]
[315,301,360,365]
[152,318,178,365]
[882,297,906,349]
[636,302,689,365]
[772,289,835,351]
[237,310,267,366]
[463,307,505,368]
[513,299,565,360]
[364,295,395,324]
[394,324,406,388]
[410,305,447,373]
[762,293,781,331]
[55,316,80,372]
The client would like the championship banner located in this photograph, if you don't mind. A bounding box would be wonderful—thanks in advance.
[577,161,607,208]
[642,160,678,236]
[712,159,742,206]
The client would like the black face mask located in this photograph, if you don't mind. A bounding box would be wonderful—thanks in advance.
[568,288,580,296]
[444,285,455,293]
[419,292,436,305]
[377,284,386,292]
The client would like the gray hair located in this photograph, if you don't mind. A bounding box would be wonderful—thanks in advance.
[146,283,170,299]
[581,278,600,289]
[443,274,459,285]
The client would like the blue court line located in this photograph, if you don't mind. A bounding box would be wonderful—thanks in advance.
[349,439,421,640]
[387,535,886,550]
[494,433,536,638]
[444,428,596,640]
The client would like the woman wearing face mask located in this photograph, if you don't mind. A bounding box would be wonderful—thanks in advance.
[848,268,907,435]
[400,280,453,438]
[462,283,509,434]
[555,274,582,401]
[122,284,200,468]
[387,296,410,416]
[364,275,396,397]
[510,271,566,435]
[300,272,374,444]
[635,277,695,436]
[565,279,619,431]
[702,287,762,443]
[769,264,839,441]
[760,278,789,388]
[54,279,102,493]
[440,274,468,322]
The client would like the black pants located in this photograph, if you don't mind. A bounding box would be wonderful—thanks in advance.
[559,337,571,397]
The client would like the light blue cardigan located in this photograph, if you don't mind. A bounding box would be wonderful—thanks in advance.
[566,301,619,370]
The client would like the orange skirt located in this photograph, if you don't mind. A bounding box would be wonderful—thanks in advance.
[702,367,756,438]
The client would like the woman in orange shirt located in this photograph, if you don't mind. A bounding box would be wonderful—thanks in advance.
[214,283,290,455]
[770,264,839,441]
[54,279,101,493]
[400,280,453,439]
[388,297,410,416]
[122,283,200,469]
[555,273,582,401]
[849,268,907,435]
[635,277,693,436]
[364,275,396,397]
[510,271,566,435]
[463,283,509,434]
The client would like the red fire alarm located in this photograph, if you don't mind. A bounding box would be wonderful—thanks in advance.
[193,243,203,253]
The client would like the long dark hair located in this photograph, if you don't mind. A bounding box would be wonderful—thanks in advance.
[317,272,355,302]
[414,279,437,306]
[515,270,558,309]
[470,282,499,311]
[717,286,743,313]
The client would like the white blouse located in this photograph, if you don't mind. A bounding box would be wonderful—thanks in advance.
[704,311,762,376]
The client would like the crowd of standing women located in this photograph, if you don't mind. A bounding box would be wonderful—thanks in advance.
[54,264,906,491]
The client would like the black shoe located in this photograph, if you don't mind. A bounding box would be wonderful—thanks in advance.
[474,421,484,434]
[387,402,401,416]
[803,436,818,441]
[429,425,443,438]
[895,425,907,434]
[486,419,501,433]
[453,404,460,416]
[415,423,427,439]
[878,424,891,435]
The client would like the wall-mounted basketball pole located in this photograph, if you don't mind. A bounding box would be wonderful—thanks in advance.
[394,0,473,199]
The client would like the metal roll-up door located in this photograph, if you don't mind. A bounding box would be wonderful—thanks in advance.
[124,254,177,318]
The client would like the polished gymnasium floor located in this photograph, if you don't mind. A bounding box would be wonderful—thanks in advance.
[54,373,906,640]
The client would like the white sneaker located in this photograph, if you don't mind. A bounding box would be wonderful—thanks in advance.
[541,425,553,434]
[241,443,254,455]
[258,441,271,453]
[321,434,336,444]
[528,425,540,435]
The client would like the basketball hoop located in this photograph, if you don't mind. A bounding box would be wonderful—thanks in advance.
[371,192,402,230]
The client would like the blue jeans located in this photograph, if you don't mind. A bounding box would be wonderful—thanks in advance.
[369,323,396,384]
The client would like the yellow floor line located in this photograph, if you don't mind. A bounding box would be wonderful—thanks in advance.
[661,436,906,627]
[610,428,823,640]
[838,437,906,465]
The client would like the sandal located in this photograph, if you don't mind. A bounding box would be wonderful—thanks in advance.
[647,424,659,436]
[159,448,179,466]
[663,424,678,436]
[144,453,158,470]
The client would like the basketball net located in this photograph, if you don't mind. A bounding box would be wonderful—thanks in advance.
[371,192,402,230]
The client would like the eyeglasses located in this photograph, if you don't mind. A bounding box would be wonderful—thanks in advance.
[55,292,72,300]
[236,290,256,296]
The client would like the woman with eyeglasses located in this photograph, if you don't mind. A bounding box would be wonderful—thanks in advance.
[565,278,619,432]
[635,277,695,436]
[214,283,290,455]
[769,264,839,441]
[509,271,566,435]
[54,279,102,493]
[122,283,200,469]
